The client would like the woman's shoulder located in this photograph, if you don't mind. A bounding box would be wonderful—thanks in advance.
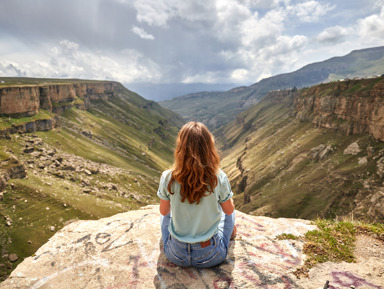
[217,169,228,177]
[161,169,173,180]
[217,169,229,183]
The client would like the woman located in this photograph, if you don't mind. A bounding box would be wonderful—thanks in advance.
[157,121,236,268]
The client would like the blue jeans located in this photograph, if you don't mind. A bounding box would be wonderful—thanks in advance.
[160,211,235,268]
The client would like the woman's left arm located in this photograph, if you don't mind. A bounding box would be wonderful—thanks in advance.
[160,199,171,216]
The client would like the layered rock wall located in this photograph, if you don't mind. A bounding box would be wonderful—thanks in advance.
[269,77,384,141]
[0,87,40,117]
[0,117,58,138]
[0,82,116,117]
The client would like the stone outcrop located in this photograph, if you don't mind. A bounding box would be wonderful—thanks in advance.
[294,77,384,141]
[0,157,26,191]
[2,206,383,289]
[0,117,58,138]
[268,77,384,142]
[0,87,40,117]
[0,205,321,289]
[0,82,116,117]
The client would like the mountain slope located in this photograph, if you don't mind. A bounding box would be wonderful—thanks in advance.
[161,46,384,129]
[216,76,384,222]
[0,79,184,280]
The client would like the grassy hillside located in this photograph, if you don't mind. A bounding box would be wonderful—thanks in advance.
[161,46,384,129]
[0,80,184,280]
[0,77,107,87]
[216,95,384,221]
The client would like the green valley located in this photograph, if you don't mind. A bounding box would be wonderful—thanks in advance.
[0,79,183,280]
[217,77,384,222]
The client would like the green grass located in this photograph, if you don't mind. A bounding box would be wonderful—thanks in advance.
[0,77,111,88]
[0,110,53,130]
[218,87,384,220]
[275,233,298,240]
[0,77,183,281]
[288,219,384,278]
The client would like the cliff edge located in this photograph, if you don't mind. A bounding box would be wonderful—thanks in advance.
[1,205,382,289]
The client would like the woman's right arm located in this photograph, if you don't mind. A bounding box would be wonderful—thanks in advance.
[220,198,235,215]
[160,199,171,216]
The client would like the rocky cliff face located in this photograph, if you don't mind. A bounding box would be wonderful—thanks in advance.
[0,87,40,117]
[0,82,115,117]
[267,77,384,142]
[294,77,384,141]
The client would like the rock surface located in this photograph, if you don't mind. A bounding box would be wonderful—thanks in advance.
[294,77,384,141]
[0,205,319,289]
[0,82,115,117]
[0,157,26,191]
[1,206,383,289]
[268,77,384,142]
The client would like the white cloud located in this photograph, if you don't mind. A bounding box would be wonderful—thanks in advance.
[133,0,176,26]
[0,40,161,83]
[316,26,350,43]
[231,69,248,82]
[357,7,384,40]
[1,0,384,88]
[132,26,155,40]
[133,0,216,26]
[240,9,286,47]
[288,1,335,22]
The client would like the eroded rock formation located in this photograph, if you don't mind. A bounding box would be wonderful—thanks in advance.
[0,82,115,117]
[267,77,384,142]
[0,157,26,191]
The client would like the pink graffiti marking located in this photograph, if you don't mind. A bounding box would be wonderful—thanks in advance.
[253,241,301,266]
[213,276,235,289]
[238,215,266,231]
[329,271,383,289]
[181,267,197,279]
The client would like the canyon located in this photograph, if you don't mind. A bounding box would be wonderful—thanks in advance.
[1,76,384,288]
[218,76,384,222]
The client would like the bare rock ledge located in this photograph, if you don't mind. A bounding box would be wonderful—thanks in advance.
[0,206,381,289]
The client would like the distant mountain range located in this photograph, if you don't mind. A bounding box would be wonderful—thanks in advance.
[125,82,237,102]
[160,46,384,129]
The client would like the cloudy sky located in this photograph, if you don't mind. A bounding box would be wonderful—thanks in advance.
[1,0,384,88]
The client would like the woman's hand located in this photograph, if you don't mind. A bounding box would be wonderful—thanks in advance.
[160,199,171,216]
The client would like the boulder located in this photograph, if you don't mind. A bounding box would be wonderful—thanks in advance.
[309,144,333,162]
[0,206,317,289]
[8,254,18,263]
[344,142,361,155]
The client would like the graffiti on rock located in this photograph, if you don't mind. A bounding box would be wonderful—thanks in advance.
[329,271,383,289]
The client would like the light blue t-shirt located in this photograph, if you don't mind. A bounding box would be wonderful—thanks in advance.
[157,169,233,243]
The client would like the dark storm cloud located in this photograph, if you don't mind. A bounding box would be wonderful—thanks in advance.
[0,0,138,49]
[0,0,384,84]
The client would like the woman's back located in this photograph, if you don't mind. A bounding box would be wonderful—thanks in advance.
[158,121,236,268]
[158,169,233,243]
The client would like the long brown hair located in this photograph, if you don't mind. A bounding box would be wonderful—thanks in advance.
[167,121,220,204]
